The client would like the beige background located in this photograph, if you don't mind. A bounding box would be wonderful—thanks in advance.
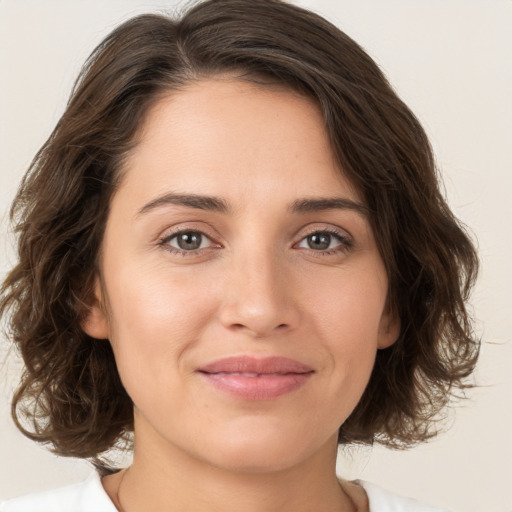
[1,1,511,510]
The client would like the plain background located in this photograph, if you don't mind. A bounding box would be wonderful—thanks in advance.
[0,1,511,511]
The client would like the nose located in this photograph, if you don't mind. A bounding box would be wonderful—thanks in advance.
[218,248,301,338]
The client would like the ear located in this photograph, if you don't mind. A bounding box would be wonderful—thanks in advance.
[377,301,400,349]
[81,278,110,340]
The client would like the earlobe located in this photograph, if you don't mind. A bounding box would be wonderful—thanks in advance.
[377,304,400,349]
[80,279,110,340]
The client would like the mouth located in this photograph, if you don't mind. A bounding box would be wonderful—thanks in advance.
[197,356,314,401]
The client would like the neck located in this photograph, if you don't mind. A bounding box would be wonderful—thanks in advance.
[109,421,358,512]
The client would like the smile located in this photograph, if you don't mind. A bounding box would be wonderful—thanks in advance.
[197,356,314,400]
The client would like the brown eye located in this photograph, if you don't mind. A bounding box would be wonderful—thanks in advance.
[296,230,350,253]
[306,233,332,250]
[168,231,210,251]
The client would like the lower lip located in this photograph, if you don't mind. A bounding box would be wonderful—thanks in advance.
[199,372,313,400]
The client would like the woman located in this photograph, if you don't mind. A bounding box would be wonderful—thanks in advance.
[0,0,479,510]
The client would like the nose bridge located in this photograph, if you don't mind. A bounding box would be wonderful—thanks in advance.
[220,237,299,337]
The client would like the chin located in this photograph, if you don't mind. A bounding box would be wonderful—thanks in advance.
[197,426,331,475]
[210,450,304,475]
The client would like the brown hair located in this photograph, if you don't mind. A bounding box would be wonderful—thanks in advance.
[0,0,479,464]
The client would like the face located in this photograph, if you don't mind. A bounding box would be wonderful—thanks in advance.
[83,77,399,474]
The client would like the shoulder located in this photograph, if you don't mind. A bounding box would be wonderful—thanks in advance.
[357,480,454,512]
[0,472,117,512]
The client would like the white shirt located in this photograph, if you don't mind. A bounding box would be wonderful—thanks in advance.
[0,472,451,512]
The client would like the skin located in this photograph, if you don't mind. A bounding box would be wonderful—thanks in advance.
[83,77,399,512]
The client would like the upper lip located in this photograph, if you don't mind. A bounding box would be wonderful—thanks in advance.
[198,356,314,375]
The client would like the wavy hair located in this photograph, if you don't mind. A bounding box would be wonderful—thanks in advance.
[0,0,479,464]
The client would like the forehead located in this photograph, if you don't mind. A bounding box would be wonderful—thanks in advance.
[117,77,360,209]
[133,77,330,160]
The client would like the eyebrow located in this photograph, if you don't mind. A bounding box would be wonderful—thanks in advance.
[289,197,370,216]
[137,193,230,216]
[137,192,369,217]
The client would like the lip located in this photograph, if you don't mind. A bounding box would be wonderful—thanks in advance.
[197,356,314,400]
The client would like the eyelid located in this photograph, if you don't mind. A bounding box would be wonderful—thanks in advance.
[157,224,223,254]
[293,225,354,254]
[297,224,352,243]
[167,231,213,250]
[304,223,349,234]
[156,222,353,257]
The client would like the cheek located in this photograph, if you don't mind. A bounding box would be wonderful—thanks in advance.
[310,265,387,343]
[307,267,387,391]
[103,263,218,395]
[108,260,216,331]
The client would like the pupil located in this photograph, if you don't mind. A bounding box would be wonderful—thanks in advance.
[308,233,330,250]
[178,232,202,250]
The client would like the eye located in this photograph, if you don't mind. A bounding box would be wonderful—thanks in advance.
[164,231,213,251]
[296,230,351,253]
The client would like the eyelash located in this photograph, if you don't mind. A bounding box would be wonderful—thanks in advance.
[297,227,353,256]
[158,227,353,257]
